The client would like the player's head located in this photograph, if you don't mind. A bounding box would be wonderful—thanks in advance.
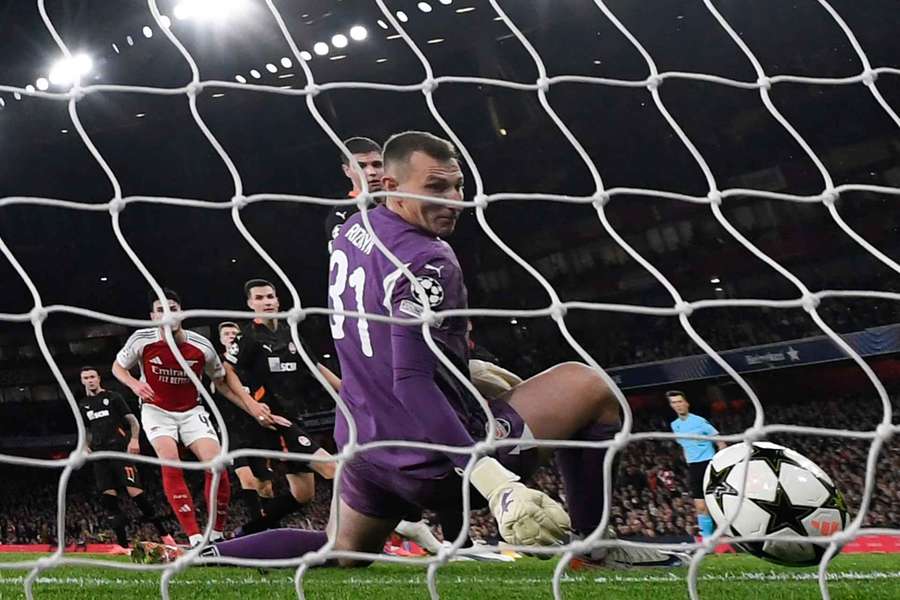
[80,366,101,393]
[244,278,279,315]
[666,390,689,416]
[218,321,240,347]
[148,288,183,331]
[383,131,463,238]
[341,137,383,195]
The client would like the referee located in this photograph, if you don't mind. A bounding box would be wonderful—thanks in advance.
[667,390,726,541]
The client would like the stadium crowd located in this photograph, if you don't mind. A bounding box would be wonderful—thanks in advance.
[0,390,896,546]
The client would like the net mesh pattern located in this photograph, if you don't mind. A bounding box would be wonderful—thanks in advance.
[0,1,897,599]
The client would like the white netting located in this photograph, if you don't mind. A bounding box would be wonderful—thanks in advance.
[0,1,898,599]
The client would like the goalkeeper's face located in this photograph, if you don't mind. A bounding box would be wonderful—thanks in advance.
[389,151,464,238]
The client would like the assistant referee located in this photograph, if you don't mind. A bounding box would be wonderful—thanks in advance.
[668,390,726,541]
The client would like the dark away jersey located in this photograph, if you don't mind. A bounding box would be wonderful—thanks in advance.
[78,391,133,451]
[225,320,319,417]
[328,204,474,478]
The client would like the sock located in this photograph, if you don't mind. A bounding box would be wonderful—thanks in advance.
[239,488,263,519]
[698,513,715,539]
[100,494,128,547]
[201,528,327,560]
[161,466,200,537]
[242,494,302,535]
[554,420,620,537]
[437,509,472,548]
[189,533,204,546]
[394,520,442,554]
[132,492,169,537]
[204,471,231,532]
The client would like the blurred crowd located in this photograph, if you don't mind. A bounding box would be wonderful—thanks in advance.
[1,391,897,546]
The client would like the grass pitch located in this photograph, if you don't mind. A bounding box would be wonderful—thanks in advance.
[0,552,897,599]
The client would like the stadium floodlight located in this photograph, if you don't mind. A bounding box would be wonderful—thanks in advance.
[280,56,292,68]
[142,26,153,38]
[332,34,348,49]
[173,0,247,22]
[396,11,409,22]
[377,19,389,29]
[35,77,49,91]
[439,0,452,4]
[266,62,278,73]
[350,26,368,41]
[299,50,312,61]
[418,2,433,13]
[48,54,93,87]
[234,74,246,83]
[313,42,329,56]
[249,69,261,79]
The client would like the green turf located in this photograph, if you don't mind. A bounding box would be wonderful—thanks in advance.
[0,552,897,599]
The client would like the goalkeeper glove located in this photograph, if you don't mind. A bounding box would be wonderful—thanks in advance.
[470,456,570,546]
[469,359,523,399]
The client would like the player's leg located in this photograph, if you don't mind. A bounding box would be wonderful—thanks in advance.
[142,404,203,545]
[125,477,174,545]
[689,461,715,540]
[233,463,267,522]
[500,362,680,567]
[500,362,620,537]
[98,487,129,548]
[151,435,204,545]
[187,435,231,542]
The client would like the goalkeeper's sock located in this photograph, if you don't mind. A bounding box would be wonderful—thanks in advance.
[204,471,231,532]
[200,528,327,560]
[132,491,169,537]
[100,493,128,547]
[554,420,620,536]
[698,513,715,539]
[161,466,200,538]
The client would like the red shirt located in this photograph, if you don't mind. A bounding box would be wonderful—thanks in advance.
[116,328,224,412]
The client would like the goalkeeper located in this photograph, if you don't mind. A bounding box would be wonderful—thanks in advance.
[199,131,678,568]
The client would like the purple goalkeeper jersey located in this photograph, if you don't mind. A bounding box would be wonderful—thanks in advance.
[329,205,479,478]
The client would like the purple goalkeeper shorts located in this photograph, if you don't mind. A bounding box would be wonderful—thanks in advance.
[339,399,538,521]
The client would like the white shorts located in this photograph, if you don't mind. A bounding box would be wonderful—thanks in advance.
[141,404,219,447]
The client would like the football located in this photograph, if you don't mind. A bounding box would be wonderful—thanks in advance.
[703,442,849,566]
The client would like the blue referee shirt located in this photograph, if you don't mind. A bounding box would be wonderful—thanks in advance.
[671,413,718,463]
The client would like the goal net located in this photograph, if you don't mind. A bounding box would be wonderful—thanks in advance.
[0,1,898,599]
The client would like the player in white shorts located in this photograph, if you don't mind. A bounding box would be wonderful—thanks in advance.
[112,288,287,546]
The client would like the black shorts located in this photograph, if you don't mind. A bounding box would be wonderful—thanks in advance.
[687,460,710,500]
[93,457,142,493]
[228,420,275,481]
[230,418,321,475]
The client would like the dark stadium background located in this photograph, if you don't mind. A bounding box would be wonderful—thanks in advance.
[0,0,898,545]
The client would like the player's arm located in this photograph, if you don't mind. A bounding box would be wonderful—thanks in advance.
[318,363,341,393]
[112,335,155,402]
[704,419,727,451]
[208,342,287,428]
[112,392,141,454]
[217,362,289,428]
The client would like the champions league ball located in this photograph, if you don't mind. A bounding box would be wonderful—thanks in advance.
[703,442,849,566]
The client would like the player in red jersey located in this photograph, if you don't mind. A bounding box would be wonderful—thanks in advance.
[112,289,285,546]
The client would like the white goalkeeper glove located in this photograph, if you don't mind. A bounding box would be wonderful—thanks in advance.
[469,359,523,399]
[470,456,570,546]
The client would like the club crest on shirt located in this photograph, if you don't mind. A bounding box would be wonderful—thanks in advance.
[103,398,109,406]
[415,276,444,307]
[492,418,512,440]
[297,436,311,447]
[289,342,297,354]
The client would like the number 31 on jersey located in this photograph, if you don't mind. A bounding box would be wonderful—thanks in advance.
[328,249,374,357]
